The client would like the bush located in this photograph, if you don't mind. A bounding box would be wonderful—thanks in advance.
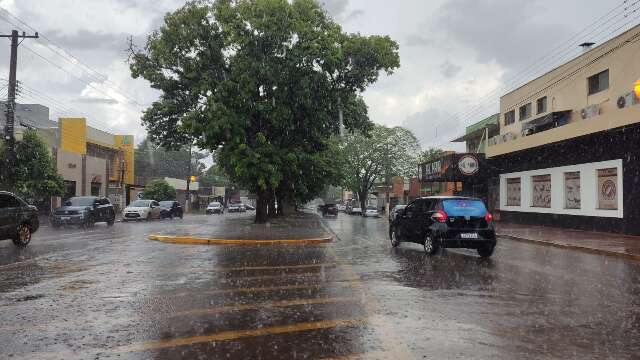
[141,179,176,201]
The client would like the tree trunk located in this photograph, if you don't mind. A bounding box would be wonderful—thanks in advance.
[359,190,367,217]
[267,188,277,218]
[276,190,285,216]
[255,190,268,224]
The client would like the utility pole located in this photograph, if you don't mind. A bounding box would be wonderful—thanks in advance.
[1,30,38,185]
[185,144,192,213]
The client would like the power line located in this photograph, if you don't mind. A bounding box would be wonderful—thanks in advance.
[0,6,148,108]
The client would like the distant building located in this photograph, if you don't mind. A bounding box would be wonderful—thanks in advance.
[4,102,135,212]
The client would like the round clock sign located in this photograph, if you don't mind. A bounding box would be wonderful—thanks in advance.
[458,155,480,176]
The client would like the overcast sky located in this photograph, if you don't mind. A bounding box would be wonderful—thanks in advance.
[0,0,632,150]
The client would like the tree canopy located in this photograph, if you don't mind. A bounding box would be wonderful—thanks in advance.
[339,125,420,211]
[0,130,64,202]
[134,137,208,185]
[129,0,400,222]
[141,179,177,201]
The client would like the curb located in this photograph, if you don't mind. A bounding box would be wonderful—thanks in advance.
[498,234,640,262]
[148,234,333,246]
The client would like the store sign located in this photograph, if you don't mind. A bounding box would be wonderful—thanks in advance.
[421,160,444,181]
[458,155,479,176]
[598,168,618,210]
[531,174,551,208]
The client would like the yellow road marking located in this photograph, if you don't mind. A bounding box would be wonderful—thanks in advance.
[165,296,360,318]
[215,272,359,282]
[217,262,339,272]
[148,234,332,246]
[170,281,353,297]
[113,318,366,353]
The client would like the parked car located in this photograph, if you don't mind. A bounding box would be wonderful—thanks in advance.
[389,197,496,257]
[364,206,379,217]
[52,196,115,228]
[337,204,347,212]
[159,200,183,219]
[206,202,224,215]
[228,202,246,213]
[0,191,39,247]
[389,204,406,223]
[322,204,338,217]
[351,204,362,215]
[123,200,163,221]
[243,203,256,211]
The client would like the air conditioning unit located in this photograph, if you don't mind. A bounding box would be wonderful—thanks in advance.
[580,104,600,120]
[617,91,639,109]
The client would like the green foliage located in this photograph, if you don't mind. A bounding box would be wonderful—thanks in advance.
[417,147,444,165]
[0,130,64,201]
[128,0,400,220]
[338,125,420,207]
[141,179,176,201]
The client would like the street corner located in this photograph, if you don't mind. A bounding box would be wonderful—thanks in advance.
[147,234,334,246]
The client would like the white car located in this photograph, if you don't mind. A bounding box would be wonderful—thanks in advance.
[364,206,379,217]
[206,202,224,215]
[337,204,347,212]
[123,200,162,221]
[351,206,362,215]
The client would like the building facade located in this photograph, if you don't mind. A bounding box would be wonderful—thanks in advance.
[486,25,640,234]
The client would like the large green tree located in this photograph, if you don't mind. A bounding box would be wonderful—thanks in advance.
[0,129,64,202]
[128,0,399,222]
[141,179,177,201]
[339,125,420,212]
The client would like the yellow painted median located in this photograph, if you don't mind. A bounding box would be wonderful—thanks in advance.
[148,234,332,246]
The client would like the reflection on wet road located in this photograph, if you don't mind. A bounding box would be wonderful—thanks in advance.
[1,213,640,359]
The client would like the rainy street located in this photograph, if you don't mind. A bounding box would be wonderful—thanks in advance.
[0,212,639,359]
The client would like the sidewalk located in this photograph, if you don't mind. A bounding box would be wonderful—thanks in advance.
[150,212,332,244]
[496,223,640,261]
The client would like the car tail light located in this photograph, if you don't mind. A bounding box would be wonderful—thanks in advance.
[485,212,493,223]
[432,210,448,223]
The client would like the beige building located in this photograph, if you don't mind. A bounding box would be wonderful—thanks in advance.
[486,24,640,234]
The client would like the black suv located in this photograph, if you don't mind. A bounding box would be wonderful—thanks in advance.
[52,196,116,228]
[0,191,39,247]
[389,196,496,257]
[159,201,183,219]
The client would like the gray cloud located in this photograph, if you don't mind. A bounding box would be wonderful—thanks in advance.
[320,0,349,17]
[47,29,129,51]
[433,0,572,71]
[405,34,433,47]
[402,108,463,149]
[76,97,119,105]
[440,61,462,79]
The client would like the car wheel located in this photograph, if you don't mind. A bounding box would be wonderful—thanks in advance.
[423,234,439,256]
[51,221,60,229]
[477,245,495,258]
[107,218,115,226]
[84,215,95,229]
[13,223,32,247]
[389,227,400,248]
[146,213,151,221]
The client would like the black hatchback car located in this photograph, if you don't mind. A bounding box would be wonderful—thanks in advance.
[0,191,39,247]
[159,201,183,219]
[52,196,116,228]
[389,196,496,257]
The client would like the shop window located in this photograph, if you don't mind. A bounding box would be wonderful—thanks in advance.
[506,178,521,206]
[588,69,609,95]
[537,96,547,114]
[597,168,618,210]
[564,172,581,209]
[531,175,551,208]
[63,181,76,201]
[504,110,515,126]
[519,103,532,121]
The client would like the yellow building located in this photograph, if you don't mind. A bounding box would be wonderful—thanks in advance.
[486,24,640,234]
[41,117,134,209]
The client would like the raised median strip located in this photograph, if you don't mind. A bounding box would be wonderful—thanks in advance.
[148,234,333,246]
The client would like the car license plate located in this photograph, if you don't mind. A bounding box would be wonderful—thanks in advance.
[61,217,70,221]
[460,233,478,239]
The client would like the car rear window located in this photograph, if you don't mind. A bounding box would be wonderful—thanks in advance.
[442,199,487,217]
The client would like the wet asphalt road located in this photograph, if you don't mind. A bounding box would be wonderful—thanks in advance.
[1,212,640,359]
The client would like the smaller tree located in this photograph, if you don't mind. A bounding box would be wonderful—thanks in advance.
[142,179,176,201]
[417,147,444,165]
[2,130,64,202]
